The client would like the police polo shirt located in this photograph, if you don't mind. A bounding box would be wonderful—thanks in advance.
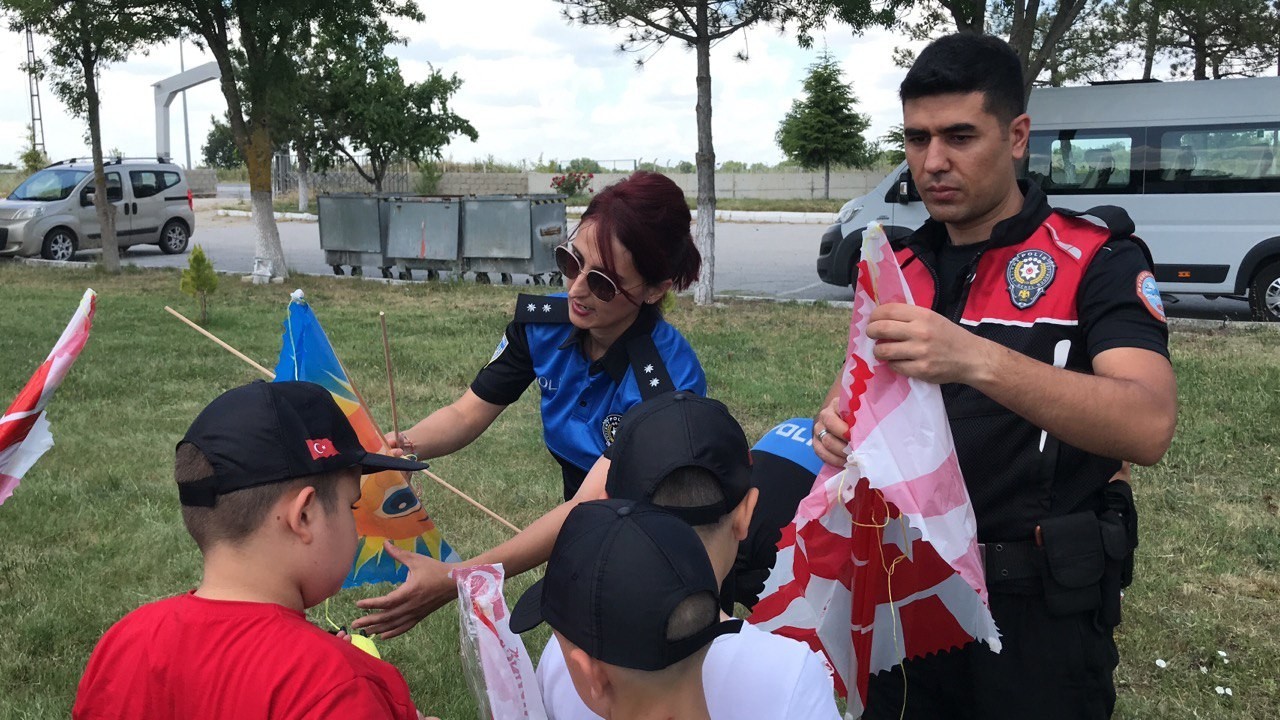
[471,293,706,499]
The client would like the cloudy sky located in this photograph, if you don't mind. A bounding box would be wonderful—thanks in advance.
[0,3,926,170]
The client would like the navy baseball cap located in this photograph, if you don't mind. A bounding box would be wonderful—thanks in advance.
[176,380,427,507]
[509,499,741,671]
[606,392,753,525]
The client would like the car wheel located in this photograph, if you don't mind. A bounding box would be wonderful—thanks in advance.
[1249,260,1280,322]
[41,228,78,261]
[158,220,190,255]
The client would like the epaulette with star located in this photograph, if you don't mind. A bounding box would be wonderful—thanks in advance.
[514,294,570,323]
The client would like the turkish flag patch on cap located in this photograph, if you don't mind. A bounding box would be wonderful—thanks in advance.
[307,438,338,460]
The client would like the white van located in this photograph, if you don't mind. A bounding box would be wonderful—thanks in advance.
[0,157,196,261]
[816,76,1280,321]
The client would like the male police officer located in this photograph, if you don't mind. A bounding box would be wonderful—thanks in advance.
[812,34,1177,719]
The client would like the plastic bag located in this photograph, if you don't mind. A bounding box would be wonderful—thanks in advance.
[453,564,548,720]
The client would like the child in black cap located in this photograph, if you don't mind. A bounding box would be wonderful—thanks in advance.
[536,391,840,719]
[74,381,437,720]
[510,498,741,719]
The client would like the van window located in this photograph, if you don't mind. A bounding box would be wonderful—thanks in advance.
[130,170,181,199]
[9,168,89,201]
[84,173,124,203]
[1148,123,1280,193]
[1028,130,1140,194]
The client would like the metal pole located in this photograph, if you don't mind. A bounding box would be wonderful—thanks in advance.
[180,39,192,169]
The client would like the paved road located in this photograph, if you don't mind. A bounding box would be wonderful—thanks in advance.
[113,207,1251,321]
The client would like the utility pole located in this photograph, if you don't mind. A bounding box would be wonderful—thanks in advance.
[180,38,192,168]
[26,28,46,156]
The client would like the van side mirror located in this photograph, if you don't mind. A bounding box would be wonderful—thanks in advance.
[883,169,920,205]
[80,190,95,207]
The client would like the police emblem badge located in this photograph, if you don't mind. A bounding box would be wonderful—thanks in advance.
[1135,270,1167,322]
[1006,249,1056,309]
[601,413,623,446]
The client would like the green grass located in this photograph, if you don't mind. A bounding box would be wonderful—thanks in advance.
[0,264,1276,718]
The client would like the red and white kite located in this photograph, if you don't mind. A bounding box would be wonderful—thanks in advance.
[0,288,97,505]
[751,225,1000,717]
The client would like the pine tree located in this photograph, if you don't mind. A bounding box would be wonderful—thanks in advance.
[776,51,874,199]
[180,245,218,324]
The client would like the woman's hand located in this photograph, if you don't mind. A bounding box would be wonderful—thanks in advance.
[351,542,457,639]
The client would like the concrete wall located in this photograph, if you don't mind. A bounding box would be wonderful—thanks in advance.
[525,170,888,200]
[187,169,218,198]
[424,169,891,200]
[437,172,528,196]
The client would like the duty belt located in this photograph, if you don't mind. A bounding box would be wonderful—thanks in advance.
[980,540,1041,583]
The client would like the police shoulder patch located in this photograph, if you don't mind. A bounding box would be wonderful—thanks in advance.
[1006,249,1057,310]
[1136,270,1166,322]
[487,334,509,365]
[601,414,623,446]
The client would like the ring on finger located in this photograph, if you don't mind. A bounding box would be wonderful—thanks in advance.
[817,429,830,441]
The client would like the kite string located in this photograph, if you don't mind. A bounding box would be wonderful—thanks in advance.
[850,487,909,719]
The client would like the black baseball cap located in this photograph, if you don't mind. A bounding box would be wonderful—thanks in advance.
[509,499,741,671]
[176,380,427,507]
[606,392,753,525]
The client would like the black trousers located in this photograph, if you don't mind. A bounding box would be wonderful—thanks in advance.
[863,592,1119,720]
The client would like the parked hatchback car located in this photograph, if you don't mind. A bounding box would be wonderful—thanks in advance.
[0,157,196,261]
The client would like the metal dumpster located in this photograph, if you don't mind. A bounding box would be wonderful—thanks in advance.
[460,194,566,284]
[317,193,392,277]
[384,196,463,281]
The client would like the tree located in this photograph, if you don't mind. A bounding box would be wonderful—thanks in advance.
[999,1,1135,86]
[201,114,243,168]
[879,123,906,165]
[1125,0,1280,80]
[4,0,165,273]
[776,51,874,198]
[299,24,477,192]
[18,123,47,175]
[180,244,218,324]
[556,0,896,305]
[567,157,604,173]
[164,0,422,281]
[867,0,1095,99]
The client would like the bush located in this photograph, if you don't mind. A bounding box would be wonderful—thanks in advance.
[550,171,594,197]
[180,245,218,324]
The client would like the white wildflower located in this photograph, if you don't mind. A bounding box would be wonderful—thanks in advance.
[1215,686,1226,695]
[1155,659,1168,668]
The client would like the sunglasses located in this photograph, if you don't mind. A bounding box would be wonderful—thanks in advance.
[555,244,632,303]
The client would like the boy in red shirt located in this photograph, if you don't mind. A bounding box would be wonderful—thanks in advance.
[74,381,437,720]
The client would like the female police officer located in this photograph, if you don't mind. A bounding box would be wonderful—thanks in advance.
[353,172,705,638]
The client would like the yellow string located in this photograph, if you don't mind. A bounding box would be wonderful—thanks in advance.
[321,598,342,632]
[848,485,910,719]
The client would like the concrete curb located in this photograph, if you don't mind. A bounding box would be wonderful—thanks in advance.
[1167,316,1277,332]
[12,257,96,270]
[217,209,319,222]
[567,206,836,225]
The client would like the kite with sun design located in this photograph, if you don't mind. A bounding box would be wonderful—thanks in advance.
[274,291,459,588]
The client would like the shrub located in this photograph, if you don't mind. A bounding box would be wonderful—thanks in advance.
[550,171,594,197]
[180,245,218,324]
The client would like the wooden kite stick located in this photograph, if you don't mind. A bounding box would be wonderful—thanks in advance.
[164,306,275,379]
[423,468,521,533]
[378,312,401,441]
[164,304,522,535]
